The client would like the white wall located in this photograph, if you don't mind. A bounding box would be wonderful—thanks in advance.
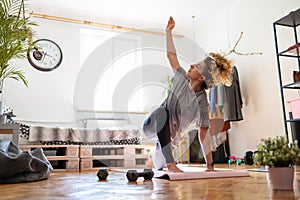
[6,19,80,124]
[5,0,300,157]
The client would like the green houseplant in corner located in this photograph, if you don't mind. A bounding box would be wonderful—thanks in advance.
[254,136,300,190]
[0,0,36,117]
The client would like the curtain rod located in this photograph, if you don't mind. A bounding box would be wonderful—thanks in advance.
[31,13,183,37]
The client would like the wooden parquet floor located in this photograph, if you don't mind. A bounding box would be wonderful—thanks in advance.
[0,164,299,200]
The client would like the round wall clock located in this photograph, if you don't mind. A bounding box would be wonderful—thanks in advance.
[27,39,63,72]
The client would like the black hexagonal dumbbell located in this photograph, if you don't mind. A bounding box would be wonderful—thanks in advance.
[97,168,109,180]
[126,168,154,182]
[243,151,254,165]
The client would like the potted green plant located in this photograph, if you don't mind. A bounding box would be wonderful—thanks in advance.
[0,0,36,117]
[253,135,300,190]
[161,75,172,97]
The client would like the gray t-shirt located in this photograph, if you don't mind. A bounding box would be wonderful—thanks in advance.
[165,67,210,147]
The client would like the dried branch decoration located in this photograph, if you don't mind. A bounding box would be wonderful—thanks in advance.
[221,32,263,56]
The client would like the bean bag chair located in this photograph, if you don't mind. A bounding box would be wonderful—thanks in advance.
[0,140,53,184]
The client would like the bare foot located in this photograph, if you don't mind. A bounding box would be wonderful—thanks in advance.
[166,163,183,173]
[145,156,153,168]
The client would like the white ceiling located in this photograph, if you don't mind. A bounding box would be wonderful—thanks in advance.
[27,0,226,29]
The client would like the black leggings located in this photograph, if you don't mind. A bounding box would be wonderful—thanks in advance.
[143,107,174,163]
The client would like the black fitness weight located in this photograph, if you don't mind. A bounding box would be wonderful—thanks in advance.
[126,168,154,182]
[252,151,258,163]
[243,151,254,165]
[97,168,109,180]
[143,168,154,180]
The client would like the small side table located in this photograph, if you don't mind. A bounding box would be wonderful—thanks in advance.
[0,123,20,145]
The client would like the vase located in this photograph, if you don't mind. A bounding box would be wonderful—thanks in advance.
[0,91,3,114]
[268,167,294,190]
[0,91,5,123]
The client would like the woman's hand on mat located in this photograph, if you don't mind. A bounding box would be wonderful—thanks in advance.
[205,166,216,172]
[205,169,216,172]
[166,16,175,32]
[205,162,215,172]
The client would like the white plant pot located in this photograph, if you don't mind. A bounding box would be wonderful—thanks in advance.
[0,114,6,123]
[268,167,294,190]
[0,91,4,114]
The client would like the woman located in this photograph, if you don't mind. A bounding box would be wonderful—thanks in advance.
[143,16,233,172]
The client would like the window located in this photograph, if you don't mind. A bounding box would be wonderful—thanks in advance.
[80,28,143,112]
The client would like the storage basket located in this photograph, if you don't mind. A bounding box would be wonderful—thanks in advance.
[288,98,300,119]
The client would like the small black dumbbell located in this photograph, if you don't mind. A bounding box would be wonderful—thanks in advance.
[243,151,254,165]
[126,168,154,182]
[97,168,109,180]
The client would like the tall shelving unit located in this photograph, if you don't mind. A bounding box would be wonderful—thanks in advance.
[274,8,300,141]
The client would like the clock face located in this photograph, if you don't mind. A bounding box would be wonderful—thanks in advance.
[27,39,63,71]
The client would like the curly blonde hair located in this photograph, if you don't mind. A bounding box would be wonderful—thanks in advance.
[205,52,234,86]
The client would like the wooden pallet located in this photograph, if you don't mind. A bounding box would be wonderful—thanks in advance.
[79,144,155,170]
[19,145,80,171]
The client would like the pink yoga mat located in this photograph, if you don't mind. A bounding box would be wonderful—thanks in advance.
[154,170,250,180]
